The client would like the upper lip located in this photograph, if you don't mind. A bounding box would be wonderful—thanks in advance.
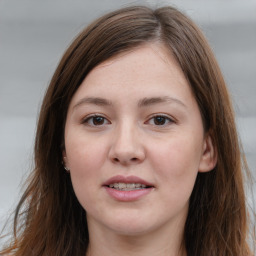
[103,175,154,187]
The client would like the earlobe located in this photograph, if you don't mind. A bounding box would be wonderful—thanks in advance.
[62,150,70,171]
[198,134,217,173]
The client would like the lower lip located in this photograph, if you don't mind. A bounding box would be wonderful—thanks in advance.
[104,186,153,202]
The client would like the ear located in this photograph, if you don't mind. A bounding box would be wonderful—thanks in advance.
[198,134,217,173]
[62,150,70,170]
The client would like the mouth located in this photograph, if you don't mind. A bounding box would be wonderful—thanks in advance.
[103,175,154,191]
[103,175,154,201]
[107,182,152,191]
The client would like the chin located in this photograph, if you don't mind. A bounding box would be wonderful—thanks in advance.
[110,223,153,236]
[103,213,160,236]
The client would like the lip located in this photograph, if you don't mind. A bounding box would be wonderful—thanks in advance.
[103,175,154,187]
[103,175,154,202]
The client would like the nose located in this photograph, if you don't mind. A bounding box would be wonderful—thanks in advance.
[108,122,145,165]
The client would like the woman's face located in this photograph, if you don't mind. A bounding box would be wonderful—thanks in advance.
[63,44,216,236]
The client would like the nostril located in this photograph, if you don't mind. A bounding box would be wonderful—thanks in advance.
[112,157,138,163]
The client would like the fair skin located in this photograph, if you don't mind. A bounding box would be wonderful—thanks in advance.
[63,44,217,256]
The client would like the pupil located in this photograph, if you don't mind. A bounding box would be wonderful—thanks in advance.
[93,116,104,125]
[154,116,165,125]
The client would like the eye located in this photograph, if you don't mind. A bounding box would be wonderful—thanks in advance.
[147,115,174,126]
[82,115,110,126]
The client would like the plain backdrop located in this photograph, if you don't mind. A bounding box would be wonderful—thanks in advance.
[0,0,256,235]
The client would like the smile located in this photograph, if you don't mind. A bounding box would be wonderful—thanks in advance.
[103,175,154,201]
[108,183,148,191]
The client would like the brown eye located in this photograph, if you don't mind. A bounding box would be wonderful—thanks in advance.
[147,115,174,126]
[92,116,105,125]
[83,115,110,126]
[153,116,167,125]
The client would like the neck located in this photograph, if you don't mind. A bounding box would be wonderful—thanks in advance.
[86,218,187,256]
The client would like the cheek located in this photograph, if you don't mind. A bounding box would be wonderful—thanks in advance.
[66,134,105,172]
[65,136,108,210]
[149,134,202,190]
[65,134,108,195]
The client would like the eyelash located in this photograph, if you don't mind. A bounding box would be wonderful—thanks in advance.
[81,114,175,127]
[146,115,174,126]
[82,115,111,126]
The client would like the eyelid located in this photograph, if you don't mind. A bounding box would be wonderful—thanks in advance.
[81,114,111,126]
[145,113,176,125]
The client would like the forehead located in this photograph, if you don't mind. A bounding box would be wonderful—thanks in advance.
[70,43,193,103]
[93,43,184,83]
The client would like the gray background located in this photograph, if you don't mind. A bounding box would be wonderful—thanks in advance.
[0,0,256,233]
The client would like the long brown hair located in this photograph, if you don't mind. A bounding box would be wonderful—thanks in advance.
[1,5,255,256]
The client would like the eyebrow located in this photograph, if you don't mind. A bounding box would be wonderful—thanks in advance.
[73,96,187,109]
[73,97,113,109]
[138,96,187,108]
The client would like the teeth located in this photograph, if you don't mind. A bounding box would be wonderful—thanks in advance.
[108,183,147,190]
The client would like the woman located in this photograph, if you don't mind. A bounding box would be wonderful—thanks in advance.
[0,5,255,256]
